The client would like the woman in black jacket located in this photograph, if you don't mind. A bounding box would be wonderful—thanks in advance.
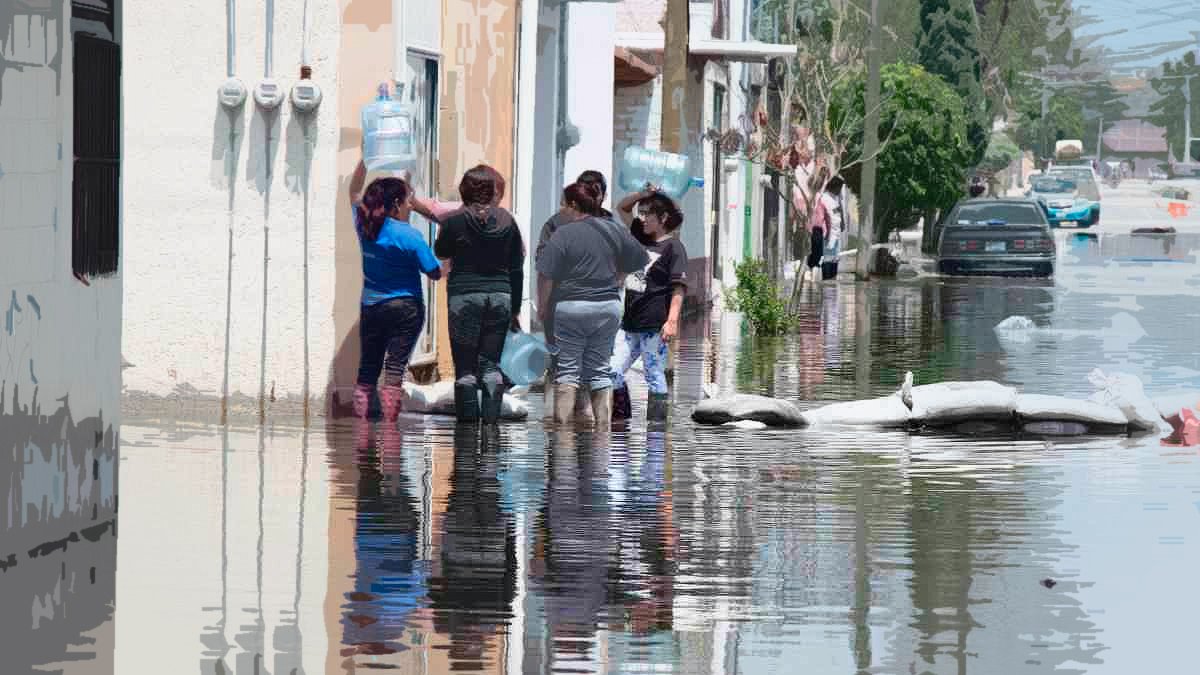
[434,166,526,425]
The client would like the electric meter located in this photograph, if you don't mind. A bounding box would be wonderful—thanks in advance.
[218,77,248,110]
[253,79,285,111]
[291,80,323,113]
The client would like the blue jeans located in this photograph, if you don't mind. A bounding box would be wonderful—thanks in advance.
[611,330,669,394]
[553,299,622,391]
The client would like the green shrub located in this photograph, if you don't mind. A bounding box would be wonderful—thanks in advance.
[725,260,797,336]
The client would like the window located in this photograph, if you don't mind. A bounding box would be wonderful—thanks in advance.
[72,32,121,280]
[403,53,440,360]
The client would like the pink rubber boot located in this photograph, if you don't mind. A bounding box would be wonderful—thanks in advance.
[352,384,374,419]
[379,385,405,423]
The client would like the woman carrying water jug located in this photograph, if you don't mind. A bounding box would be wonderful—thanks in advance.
[434,166,526,425]
[348,161,443,422]
[610,186,688,422]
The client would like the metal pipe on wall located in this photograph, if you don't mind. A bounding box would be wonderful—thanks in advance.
[265,0,274,78]
[226,0,236,78]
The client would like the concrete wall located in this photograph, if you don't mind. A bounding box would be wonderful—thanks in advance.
[122,0,341,422]
[0,1,121,665]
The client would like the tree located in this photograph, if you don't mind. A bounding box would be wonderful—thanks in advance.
[978,131,1020,194]
[916,0,989,166]
[833,63,974,242]
[1149,52,1200,162]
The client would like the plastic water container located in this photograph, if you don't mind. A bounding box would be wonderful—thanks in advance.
[362,83,417,172]
[500,332,555,386]
[617,146,704,200]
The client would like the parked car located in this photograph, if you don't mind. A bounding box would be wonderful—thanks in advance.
[936,198,1056,277]
[1026,175,1099,228]
[1046,166,1102,201]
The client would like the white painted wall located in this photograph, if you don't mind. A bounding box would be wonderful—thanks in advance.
[562,2,617,211]
[0,1,122,423]
[122,0,341,414]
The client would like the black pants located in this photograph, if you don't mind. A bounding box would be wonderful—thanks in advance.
[806,227,825,268]
[357,297,425,386]
[448,291,512,392]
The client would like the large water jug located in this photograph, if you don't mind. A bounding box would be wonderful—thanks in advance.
[617,146,704,200]
[362,83,417,172]
[500,331,555,386]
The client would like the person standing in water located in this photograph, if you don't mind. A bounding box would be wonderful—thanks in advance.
[536,170,613,424]
[348,162,443,422]
[434,166,526,425]
[610,186,688,422]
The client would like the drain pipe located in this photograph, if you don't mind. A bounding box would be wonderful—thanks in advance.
[226,0,236,78]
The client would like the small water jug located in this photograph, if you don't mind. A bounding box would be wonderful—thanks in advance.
[617,146,704,200]
[500,331,555,386]
[362,83,417,172]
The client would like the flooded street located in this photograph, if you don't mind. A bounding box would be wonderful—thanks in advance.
[66,233,1195,673]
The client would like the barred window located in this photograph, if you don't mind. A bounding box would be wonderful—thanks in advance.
[72,32,121,280]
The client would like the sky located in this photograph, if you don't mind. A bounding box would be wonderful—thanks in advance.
[1075,0,1200,70]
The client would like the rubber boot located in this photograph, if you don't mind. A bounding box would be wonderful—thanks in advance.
[589,387,613,430]
[646,392,670,422]
[352,383,374,419]
[611,383,632,422]
[553,384,579,426]
[573,387,595,427]
[454,384,480,424]
[379,385,404,423]
[481,381,504,425]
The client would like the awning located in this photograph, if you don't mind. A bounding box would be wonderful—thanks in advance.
[614,32,797,62]
[615,46,658,87]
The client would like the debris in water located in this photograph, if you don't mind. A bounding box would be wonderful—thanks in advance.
[1041,578,1057,589]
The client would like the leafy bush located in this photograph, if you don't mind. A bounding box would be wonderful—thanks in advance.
[725,260,797,336]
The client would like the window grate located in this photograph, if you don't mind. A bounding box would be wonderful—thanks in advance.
[72,33,121,279]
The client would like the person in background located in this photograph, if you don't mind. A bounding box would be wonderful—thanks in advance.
[537,182,648,426]
[434,166,526,425]
[536,170,613,424]
[611,186,688,422]
[348,161,443,422]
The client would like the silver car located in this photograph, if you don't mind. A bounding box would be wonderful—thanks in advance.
[936,199,1056,277]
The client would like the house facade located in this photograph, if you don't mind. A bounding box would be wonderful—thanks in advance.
[0,0,122,666]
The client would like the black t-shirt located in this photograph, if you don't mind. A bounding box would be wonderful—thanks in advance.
[622,225,689,331]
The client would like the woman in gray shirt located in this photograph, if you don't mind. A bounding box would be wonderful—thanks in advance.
[536,182,648,426]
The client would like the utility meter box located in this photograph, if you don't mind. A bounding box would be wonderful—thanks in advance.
[253,79,284,110]
[291,81,323,113]
[218,77,248,109]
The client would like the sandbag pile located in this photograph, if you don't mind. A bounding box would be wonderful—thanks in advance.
[693,368,1175,437]
[402,381,530,420]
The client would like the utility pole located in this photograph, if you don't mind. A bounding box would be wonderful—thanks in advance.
[661,0,690,154]
[856,0,880,280]
[1185,74,1193,162]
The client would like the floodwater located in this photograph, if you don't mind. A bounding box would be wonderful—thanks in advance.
[8,232,1200,674]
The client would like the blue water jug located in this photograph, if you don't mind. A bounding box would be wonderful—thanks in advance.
[362,83,417,172]
[617,146,704,200]
[500,331,555,386]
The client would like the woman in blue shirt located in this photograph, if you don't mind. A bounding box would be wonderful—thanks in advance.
[349,161,443,421]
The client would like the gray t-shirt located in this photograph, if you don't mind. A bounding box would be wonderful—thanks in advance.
[536,215,649,303]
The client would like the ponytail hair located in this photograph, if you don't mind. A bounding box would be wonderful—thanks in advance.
[357,177,410,242]
[563,181,603,215]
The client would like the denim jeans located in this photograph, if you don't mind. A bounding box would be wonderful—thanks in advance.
[553,299,623,391]
[357,296,425,387]
[611,330,669,394]
[448,291,512,393]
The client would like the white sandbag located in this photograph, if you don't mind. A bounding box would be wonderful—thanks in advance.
[692,394,806,427]
[1014,394,1127,428]
[802,394,912,428]
[1152,391,1200,418]
[1086,369,1168,432]
[909,380,1018,425]
[996,315,1036,332]
[402,381,529,420]
[722,420,768,430]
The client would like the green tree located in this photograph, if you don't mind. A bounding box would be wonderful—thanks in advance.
[916,0,989,166]
[1149,52,1200,162]
[833,63,974,241]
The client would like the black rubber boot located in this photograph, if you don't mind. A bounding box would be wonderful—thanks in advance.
[480,382,504,425]
[454,384,480,424]
[612,383,632,421]
[646,393,670,422]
